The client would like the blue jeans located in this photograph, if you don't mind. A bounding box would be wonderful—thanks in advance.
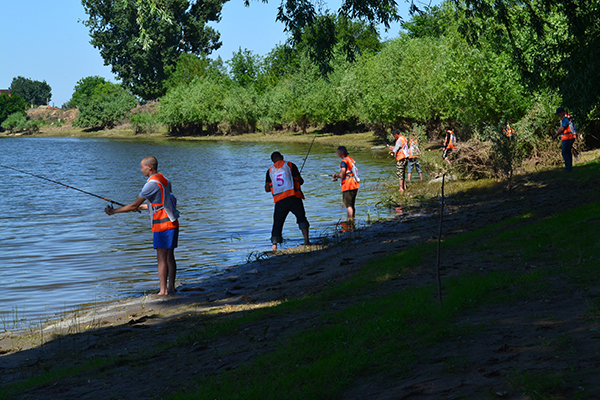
[561,139,575,171]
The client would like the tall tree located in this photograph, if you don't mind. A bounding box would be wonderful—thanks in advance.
[67,75,109,108]
[82,0,226,100]
[454,0,600,120]
[9,76,52,106]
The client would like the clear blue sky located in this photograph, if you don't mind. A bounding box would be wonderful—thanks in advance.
[0,0,424,107]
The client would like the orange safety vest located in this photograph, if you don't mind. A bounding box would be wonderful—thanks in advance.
[561,115,577,141]
[408,138,420,159]
[147,173,179,233]
[268,161,304,203]
[444,131,457,149]
[394,136,409,161]
[340,156,360,191]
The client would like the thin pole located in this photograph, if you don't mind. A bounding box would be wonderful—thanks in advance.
[299,132,318,173]
[1,164,128,207]
[436,173,446,307]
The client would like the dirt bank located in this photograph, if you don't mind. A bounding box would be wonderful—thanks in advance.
[1,155,599,399]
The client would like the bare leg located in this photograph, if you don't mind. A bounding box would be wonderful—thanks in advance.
[407,173,412,181]
[301,227,310,245]
[419,173,423,181]
[156,248,177,295]
[346,206,355,221]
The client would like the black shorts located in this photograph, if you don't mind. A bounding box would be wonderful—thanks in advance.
[342,189,358,208]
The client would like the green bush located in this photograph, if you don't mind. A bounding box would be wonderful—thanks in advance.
[1,112,40,134]
[74,83,138,129]
[158,78,226,135]
[0,93,28,127]
[129,112,160,134]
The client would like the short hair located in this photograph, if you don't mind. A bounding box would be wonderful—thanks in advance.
[556,107,565,115]
[271,151,284,162]
[142,155,158,170]
[337,146,348,156]
[391,129,400,136]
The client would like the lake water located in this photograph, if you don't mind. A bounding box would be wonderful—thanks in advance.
[0,136,397,330]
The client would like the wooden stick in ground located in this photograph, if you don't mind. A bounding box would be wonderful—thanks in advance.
[436,173,446,307]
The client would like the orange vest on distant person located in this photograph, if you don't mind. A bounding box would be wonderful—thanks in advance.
[394,136,409,161]
[445,131,457,149]
[340,156,360,191]
[408,138,420,159]
[148,173,179,233]
[561,115,577,141]
[269,161,304,203]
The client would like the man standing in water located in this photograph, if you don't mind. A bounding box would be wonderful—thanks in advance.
[332,146,360,221]
[389,129,409,193]
[265,151,310,251]
[105,156,180,295]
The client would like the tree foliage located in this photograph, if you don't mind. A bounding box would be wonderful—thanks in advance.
[82,0,226,100]
[454,0,600,120]
[0,93,28,127]
[74,82,138,129]
[67,75,109,109]
[9,76,52,106]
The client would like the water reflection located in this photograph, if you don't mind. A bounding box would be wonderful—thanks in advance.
[0,137,397,327]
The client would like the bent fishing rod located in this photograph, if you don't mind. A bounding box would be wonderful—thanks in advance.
[1,164,130,208]
[299,132,319,173]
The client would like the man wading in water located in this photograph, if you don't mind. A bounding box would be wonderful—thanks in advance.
[105,156,180,295]
[265,151,310,251]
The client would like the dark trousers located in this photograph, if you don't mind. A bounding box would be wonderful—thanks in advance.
[271,196,309,244]
[561,139,575,171]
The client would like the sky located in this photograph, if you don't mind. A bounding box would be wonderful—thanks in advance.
[0,0,423,107]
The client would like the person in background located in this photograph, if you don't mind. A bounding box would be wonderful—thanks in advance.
[105,155,180,295]
[265,151,310,251]
[389,129,409,193]
[442,128,457,165]
[332,146,360,221]
[553,107,576,172]
[407,134,423,182]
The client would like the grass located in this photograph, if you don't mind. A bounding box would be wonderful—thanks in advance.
[165,194,600,399]
[2,159,599,399]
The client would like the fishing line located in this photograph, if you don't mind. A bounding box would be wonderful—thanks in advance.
[1,164,129,208]
[299,132,319,173]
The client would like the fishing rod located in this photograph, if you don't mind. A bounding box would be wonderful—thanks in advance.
[299,132,319,173]
[1,164,129,208]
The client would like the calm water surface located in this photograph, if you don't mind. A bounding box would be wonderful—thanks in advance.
[0,137,397,328]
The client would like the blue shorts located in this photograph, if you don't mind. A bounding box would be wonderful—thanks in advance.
[153,228,179,249]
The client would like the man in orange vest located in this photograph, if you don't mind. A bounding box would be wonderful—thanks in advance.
[389,129,409,193]
[553,107,576,172]
[105,155,180,295]
[442,128,456,165]
[265,151,310,251]
[332,146,360,221]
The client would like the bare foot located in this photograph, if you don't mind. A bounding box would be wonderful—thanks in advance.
[157,291,168,296]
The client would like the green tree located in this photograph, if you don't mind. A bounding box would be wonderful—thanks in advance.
[164,53,226,90]
[74,82,138,129]
[456,0,600,121]
[82,0,226,100]
[0,93,28,127]
[67,75,109,109]
[158,77,226,135]
[227,48,262,88]
[9,76,52,106]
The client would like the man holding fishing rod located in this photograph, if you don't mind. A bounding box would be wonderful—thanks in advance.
[332,146,360,221]
[265,151,310,251]
[105,156,180,295]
